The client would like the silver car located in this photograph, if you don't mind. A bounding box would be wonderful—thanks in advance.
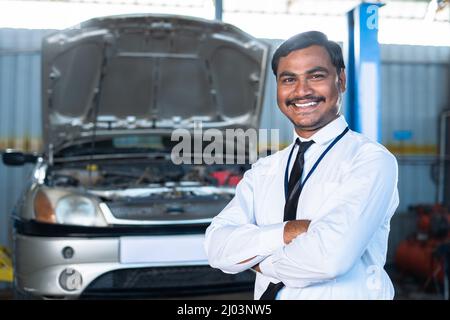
[2,14,269,299]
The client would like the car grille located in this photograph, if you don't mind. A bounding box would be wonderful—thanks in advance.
[80,265,255,299]
[106,198,229,222]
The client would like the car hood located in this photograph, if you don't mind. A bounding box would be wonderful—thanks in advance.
[41,14,269,154]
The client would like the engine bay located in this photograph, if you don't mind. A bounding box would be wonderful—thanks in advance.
[43,159,249,222]
[46,159,249,189]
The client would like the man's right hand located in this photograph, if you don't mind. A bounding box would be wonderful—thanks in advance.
[238,219,311,267]
[284,220,311,244]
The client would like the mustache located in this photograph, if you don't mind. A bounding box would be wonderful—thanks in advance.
[286,95,326,105]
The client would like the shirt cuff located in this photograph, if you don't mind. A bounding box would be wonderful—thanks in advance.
[258,222,286,256]
[259,253,279,280]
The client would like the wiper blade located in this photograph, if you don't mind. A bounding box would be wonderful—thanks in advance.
[53,152,170,163]
[60,146,169,157]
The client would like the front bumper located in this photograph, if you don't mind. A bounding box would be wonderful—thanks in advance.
[80,265,255,299]
[14,222,255,299]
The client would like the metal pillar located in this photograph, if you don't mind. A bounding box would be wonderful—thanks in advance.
[345,2,384,142]
[215,0,223,21]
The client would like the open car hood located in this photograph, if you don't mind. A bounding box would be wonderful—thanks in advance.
[41,14,269,154]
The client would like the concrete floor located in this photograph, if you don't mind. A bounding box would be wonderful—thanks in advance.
[0,286,12,300]
[390,271,445,300]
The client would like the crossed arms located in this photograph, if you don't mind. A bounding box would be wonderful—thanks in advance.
[239,220,311,273]
[204,147,398,288]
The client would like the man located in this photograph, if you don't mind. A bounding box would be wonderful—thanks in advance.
[204,31,399,299]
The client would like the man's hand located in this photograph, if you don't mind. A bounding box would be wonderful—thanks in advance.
[239,220,311,273]
[284,219,311,244]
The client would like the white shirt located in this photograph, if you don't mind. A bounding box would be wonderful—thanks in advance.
[204,116,399,300]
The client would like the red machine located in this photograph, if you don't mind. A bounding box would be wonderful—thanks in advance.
[395,204,450,284]
[209,170,243,187]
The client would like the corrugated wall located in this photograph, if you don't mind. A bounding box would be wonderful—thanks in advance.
[0,29,54,247]
[0,31,449,260]
[259,39,294,148]
[380,45,450,214]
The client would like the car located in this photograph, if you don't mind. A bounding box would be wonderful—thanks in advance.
[1,13,269,299]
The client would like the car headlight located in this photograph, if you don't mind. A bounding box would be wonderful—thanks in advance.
[55,195,97,226]
[34,189,56,223]
[33,189,107,227]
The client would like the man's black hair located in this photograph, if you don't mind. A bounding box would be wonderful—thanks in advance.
[271,31,345,76]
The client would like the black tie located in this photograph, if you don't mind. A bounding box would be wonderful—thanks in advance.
[284,139,314,221]
[260,138,314,300]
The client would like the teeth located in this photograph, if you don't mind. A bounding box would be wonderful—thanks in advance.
[293,101,318,108]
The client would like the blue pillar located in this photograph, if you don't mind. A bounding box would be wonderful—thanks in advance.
[345,2,383,142]
[215,0,223,21]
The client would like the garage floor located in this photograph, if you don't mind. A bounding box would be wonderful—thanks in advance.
[388,266,445,300]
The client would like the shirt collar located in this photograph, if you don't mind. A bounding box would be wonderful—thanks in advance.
[292,115,349,146]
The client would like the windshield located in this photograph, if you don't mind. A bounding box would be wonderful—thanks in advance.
[55,132,256,165]
[58,135,174,157]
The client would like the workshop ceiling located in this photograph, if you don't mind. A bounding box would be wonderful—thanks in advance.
[14,0,448,22]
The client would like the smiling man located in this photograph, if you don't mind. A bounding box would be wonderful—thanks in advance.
[204,31,399,300]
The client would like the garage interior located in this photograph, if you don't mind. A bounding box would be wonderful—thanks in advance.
[0,0,449,300]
